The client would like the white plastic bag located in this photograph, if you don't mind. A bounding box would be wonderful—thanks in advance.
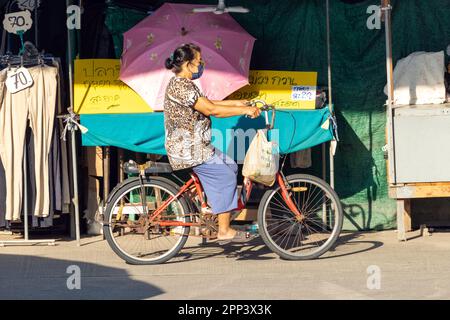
[242,129,278,187]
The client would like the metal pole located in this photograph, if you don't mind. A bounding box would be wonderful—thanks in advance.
[103,146,110,208]
[383,0,394,106]
[66,0,81,246]
[70,131,81,246]
[321,0,334,227]
[322,142,328,229]
[326,0,334,190]
[382,0,404,240]
[118,148,124,184]
[23,142,29,241]
[382,0,396,184]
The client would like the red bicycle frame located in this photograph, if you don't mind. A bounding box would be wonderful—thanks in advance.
[147,171,304,228]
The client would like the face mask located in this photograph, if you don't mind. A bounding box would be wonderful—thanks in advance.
[191,62,205,80]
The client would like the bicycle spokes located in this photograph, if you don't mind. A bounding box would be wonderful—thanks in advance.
[262,178,339,257]
[108,184,188,261]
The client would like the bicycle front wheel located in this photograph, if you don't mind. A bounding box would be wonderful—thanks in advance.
[258,174,343,260]
[103,177,191,265]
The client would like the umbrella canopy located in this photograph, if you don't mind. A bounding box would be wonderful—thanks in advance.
[119,2,256,111]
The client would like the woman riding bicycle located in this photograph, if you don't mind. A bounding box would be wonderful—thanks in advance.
[103,43,342,264]
[163,43,260,243]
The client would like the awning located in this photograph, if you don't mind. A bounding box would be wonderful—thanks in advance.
[80,108,335,160]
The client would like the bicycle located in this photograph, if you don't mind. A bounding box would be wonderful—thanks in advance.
[102,100,343,264]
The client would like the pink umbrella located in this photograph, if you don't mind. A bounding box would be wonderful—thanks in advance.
[119,2,256,111]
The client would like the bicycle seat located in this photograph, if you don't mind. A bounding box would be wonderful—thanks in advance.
[123,160,173,174]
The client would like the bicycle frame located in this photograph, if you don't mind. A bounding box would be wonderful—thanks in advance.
[146,171,304,229]
[104,98,344,264]
[147,173,201,227]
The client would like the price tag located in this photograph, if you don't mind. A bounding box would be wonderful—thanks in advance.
[291,85,316,101]
[3,10,33,34]
[17,0,41,11]
[6,67,34,93]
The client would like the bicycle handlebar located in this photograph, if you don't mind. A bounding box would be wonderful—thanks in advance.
[247,99,276,130]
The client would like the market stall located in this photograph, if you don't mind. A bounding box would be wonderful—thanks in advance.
[2,0,449,242]
[382,0,450,240]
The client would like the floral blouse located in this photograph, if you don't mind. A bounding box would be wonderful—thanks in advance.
[163,76,215,170]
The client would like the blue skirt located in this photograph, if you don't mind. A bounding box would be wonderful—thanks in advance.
[192,149,239,214]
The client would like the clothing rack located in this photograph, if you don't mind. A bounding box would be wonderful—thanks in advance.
[0,52,56,68]
[0,50,57,246]
[0,143,55,247]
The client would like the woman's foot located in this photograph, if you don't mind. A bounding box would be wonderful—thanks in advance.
[217,228,237,241]
[217,229,256,244]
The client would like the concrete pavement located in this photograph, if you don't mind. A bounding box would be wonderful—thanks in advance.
[0,230,450,299]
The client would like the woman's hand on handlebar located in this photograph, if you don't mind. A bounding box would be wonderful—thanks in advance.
[243,105,261,119]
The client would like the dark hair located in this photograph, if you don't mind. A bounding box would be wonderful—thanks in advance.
[165,43,201,73]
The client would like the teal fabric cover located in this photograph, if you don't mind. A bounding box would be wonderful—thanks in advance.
[80,108,334,160]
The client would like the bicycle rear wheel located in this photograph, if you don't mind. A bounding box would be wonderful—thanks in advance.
[258,174,343,260]
[103,177,191,265]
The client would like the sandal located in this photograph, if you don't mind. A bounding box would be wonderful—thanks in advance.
[217,230,257,245]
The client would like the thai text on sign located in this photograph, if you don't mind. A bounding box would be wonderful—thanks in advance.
[227,70,318,109]
[74,59,152,114]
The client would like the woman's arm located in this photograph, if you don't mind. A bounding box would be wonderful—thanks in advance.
[210,99,247,106]
[194,97,260,118]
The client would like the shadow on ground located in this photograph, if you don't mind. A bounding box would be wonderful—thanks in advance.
[164,231,384,264]
[0,254,164,299]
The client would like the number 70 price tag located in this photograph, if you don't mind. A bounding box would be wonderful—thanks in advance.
[6,67,34,93]
[3,10,33,34]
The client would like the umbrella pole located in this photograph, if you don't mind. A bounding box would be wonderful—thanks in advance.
[66,0,81,247]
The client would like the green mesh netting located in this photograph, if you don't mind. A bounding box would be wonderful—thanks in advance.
[105,5,148,58]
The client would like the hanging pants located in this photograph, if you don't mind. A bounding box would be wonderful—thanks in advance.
[0,65,58,221]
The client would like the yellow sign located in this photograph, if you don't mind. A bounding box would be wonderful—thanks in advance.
[74,59,152,114]
[227,70,318,109]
